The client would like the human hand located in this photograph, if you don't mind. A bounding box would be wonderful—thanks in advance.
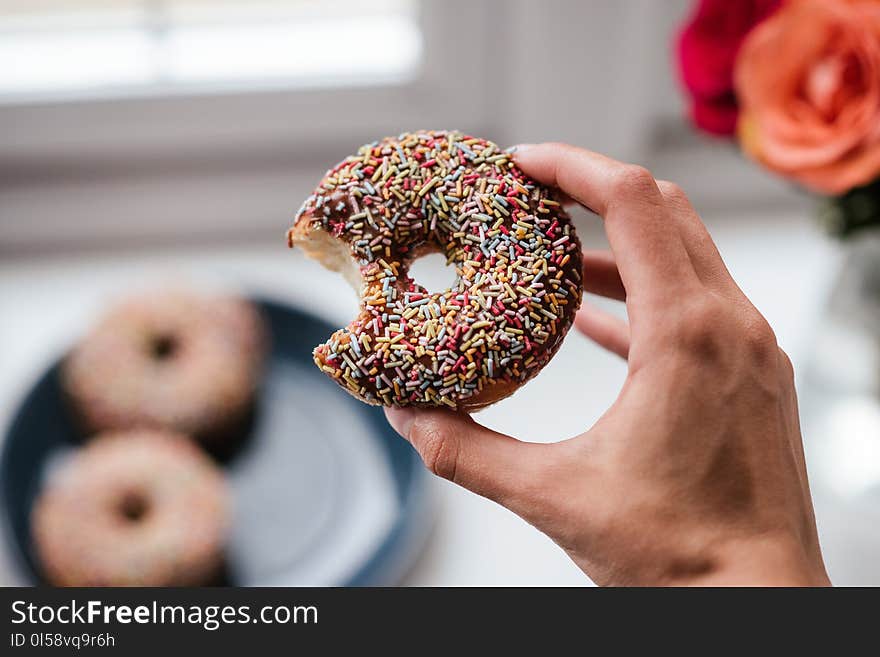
[384,143,830,586]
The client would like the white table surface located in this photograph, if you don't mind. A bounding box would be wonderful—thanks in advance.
[0,209,847,586]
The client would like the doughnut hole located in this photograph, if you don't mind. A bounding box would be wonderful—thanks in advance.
[149,333,179,361]
[408,251,459,295]
[116,489,151,524]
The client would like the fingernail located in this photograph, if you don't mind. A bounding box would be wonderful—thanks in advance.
[384,406,415,441]
[505,143,534,155]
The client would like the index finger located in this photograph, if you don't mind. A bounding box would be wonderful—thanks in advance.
[513,143,699,306]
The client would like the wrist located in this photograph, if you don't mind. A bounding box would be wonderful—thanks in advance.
[671,533,830,587]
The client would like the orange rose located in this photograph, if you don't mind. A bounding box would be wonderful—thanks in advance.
[735,0,880,194]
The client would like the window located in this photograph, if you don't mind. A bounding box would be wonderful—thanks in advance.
[0,0,422,101]
[0,0,502,249]
[6,1,764,251]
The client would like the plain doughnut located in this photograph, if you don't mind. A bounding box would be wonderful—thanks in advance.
[31,430,229,586]
[62,289,266,444]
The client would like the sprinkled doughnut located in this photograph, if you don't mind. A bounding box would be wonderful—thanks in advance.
[32,430,229,586]
[288,130,583,410]
[62,288,267,444]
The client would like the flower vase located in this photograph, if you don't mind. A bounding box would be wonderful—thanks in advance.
[801,231,880,584]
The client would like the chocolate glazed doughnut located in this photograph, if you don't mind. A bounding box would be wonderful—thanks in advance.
[288,130,583,411]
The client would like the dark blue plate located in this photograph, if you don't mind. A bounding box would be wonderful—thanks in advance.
[0,299,431,586]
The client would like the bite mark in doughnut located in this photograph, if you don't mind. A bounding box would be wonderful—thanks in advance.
[288,130,583,410]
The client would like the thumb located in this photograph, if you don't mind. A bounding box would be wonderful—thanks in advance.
[385,406,558,519]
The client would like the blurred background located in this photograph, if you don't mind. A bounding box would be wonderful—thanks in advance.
[0,0,875,585]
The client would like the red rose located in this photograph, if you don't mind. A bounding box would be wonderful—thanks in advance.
[676,0,782,135]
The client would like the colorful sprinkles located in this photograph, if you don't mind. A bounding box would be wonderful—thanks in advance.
[288,130,583,409]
